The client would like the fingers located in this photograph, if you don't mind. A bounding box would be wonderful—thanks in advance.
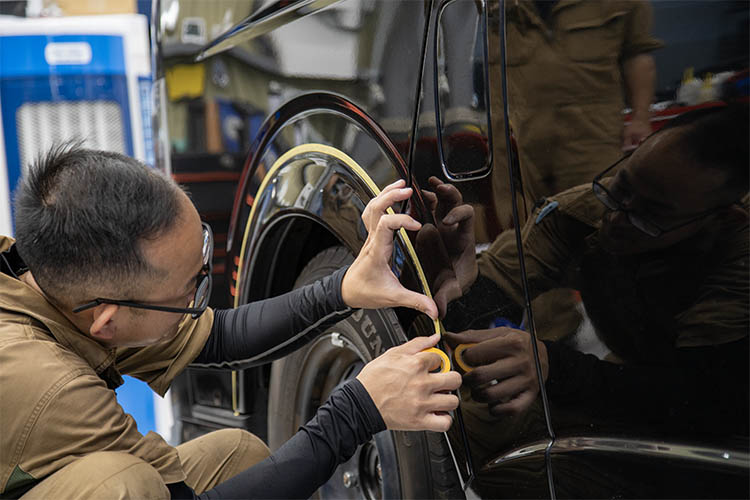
[426,392,460,413]
[460,334,518,367]
[442,204,474,227]
[397,333,440,355]
[433,289,449,320]
[432,280,462,319]
[419,412,454,433]
[445,328,524,368]
[372,213,421,248]
[429,370,462,392]
[426,176,467,221]
[361,179,412,231]
[442,328,505,349]
[464,358,520,387]
[441,331,463,349]
[622,137,638,152]
[470,373,528,403]
[388,287,438,319]
[375,186,412,213]
[488,390,536,417]
[382,178,407,192]
[428,176,444,189]
[421,189,438,212]
[434,184,463,219]
[435,182,463,205]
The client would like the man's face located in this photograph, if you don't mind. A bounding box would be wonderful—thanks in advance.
[599,128,730,255]
[106,192,206,348]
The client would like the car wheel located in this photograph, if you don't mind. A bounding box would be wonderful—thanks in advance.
[268,245,464,499]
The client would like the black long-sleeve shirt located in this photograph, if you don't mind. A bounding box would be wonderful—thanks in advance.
[194,267,354,369]
[169,266,387,499]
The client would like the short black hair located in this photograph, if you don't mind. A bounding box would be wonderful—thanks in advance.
[13,143,183,304]
[662,103,749,196]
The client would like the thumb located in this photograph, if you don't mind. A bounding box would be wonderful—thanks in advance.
[442,331,465,349]
[442,330,488,348]
[394,288,438,320]
[398,332,440,354]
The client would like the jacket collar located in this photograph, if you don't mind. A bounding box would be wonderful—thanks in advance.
[0,236,120,383]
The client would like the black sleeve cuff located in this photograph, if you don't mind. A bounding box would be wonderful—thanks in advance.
[328,265,351,312]
[344,378,387,435]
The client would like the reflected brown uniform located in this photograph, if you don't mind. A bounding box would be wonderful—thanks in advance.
[461,184,748,497]
[500,0,662,205]
[478,183,750,355]
[0,237,269,499]
[484,1,662,339]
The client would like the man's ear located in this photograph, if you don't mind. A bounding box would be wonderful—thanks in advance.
[89,303,119,341]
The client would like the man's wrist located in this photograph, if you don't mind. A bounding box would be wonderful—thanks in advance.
[346,378,387,434]
[339,266,354,308]
[332,265,353,311]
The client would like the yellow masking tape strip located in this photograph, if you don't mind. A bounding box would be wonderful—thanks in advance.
[235,143,449,373]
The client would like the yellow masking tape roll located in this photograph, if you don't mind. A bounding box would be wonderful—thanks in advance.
[453,343,477,374]
[423,347,451,373]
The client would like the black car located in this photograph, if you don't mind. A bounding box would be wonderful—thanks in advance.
[151,1,749,498]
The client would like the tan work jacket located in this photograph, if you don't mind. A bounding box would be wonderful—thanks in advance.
[478,183,749,361]
[0,236,213,497]
[498,0,663,213]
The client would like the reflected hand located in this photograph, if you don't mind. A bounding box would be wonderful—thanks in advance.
[415,222,461,318]
[423,176,477,296]
[443,328,548,416]
[623,117,651,152]
[342,180,439,319]
[357,333,462,432]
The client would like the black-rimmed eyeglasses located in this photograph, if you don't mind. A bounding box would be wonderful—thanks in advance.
[72,223,214,319]
[592,156,726,238]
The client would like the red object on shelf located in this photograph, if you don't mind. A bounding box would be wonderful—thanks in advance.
[625,101,728,132]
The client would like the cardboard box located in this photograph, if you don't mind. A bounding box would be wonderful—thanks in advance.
[44,0,136,16]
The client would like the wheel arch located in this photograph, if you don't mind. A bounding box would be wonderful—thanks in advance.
[242,214,343,303]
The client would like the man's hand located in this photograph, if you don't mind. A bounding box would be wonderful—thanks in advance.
[622,117,651,152]
[622,53,656,152]
[342,180,439,319]
[443,328,548,416]
[421,177,477,316]
[357,333,462,432]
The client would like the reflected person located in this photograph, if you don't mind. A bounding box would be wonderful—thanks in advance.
[502,0,662,200]
[490,0,664,344]
[444,104,749,435]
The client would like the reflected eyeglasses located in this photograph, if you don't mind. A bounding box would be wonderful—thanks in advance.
[592,156,726,237]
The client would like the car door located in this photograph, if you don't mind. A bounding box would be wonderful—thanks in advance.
[410,1,557,497]
[500,1,750,498]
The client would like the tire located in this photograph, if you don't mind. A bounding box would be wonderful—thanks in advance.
[268,246,465,499]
